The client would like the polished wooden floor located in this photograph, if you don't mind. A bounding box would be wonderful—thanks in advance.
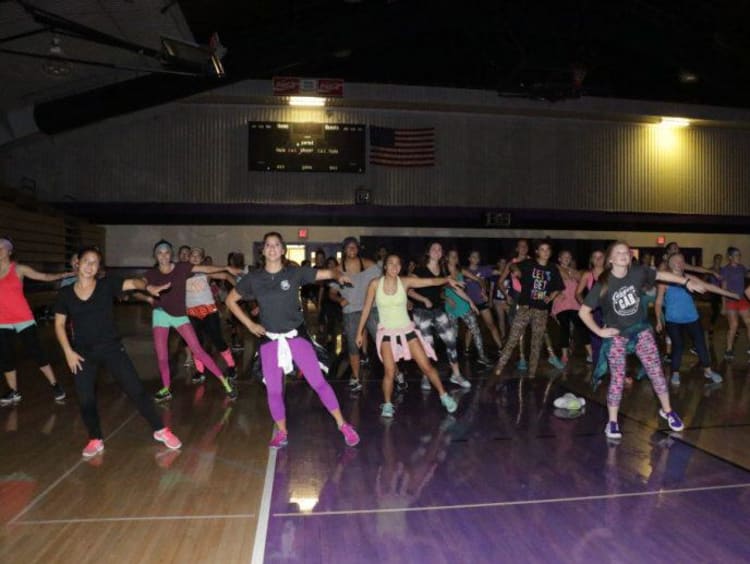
[1,304,749,563]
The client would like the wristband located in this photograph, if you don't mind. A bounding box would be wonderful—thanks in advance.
[683,278,690,287]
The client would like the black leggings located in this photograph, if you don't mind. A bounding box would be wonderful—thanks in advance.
[0,324,49,372]
[189,311,229,352]
[665,319,710,372]
[74,343,163,439]
[554,310,586,350]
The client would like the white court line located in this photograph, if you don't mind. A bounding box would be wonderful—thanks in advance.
[7,411,139,525]
[16,514,255,525]
[250,440,278,564]
[273,482,750,518]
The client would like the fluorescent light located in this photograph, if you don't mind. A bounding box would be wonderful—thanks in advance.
[289,96,326,107]
[660,117,690,127]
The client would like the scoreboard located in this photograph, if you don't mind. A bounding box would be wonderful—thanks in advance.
[248,121,366,172]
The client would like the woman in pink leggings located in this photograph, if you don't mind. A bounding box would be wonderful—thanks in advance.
[578,241,719,441]
[225,232,360,450]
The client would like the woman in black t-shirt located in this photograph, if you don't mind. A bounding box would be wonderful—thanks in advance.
[54,247,182,459]
[408,242,468,390]
[492,241,563,380]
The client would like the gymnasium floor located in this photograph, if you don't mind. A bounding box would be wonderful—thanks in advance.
[1,304,748,563]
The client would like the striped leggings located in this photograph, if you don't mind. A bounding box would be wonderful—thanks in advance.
[606,329,667,407]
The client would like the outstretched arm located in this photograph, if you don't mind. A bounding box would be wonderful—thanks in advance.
[16,264,74,283]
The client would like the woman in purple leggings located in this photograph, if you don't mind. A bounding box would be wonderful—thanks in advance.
[225,232,360,449]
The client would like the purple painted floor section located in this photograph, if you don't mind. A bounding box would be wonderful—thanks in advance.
[263,357,750,563]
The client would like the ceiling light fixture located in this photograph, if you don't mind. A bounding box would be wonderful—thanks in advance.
[660,117,690,127]
[289,96,326,107]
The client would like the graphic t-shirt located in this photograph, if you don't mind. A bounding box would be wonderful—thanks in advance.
[235,265,317,332]
[583,265,657,331]
[516,260,564,310]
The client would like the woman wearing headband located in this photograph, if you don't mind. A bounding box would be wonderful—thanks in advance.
[0,236,72,406]
[145,240,241,402]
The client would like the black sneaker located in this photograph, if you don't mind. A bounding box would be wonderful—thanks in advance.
[0,389,22,407]
[51,382,66,401]
[662,354,671,364]
[191,372,206,385]
[360,355,370,366]
[724,349,735,361]
[395,372,408,392]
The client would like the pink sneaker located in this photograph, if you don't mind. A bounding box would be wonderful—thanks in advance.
[82,439,104,458]
[269,428,288,449]
[153,427,182,450]
[340,423,360,447]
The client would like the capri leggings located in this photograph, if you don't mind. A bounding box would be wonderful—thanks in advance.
[450,311,486,358]
[606,329,667,407]
[496,306,548,377]
[412,308,459,364]
[0,325,49,372]
[260,337,340,422]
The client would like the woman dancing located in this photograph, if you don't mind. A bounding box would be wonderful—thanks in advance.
[54,246,181,458]
[0,236,70,406]
[225,232,360,449]
[579,241,724,440]
[357,253,462,417]
[145,240,240,402]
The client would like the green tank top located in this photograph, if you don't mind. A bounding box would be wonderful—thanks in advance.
[376,276,411,329]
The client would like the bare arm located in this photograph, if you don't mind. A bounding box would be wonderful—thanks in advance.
[192,264,242,277]
[54,312,84,374]
[578,304,619,338]
[226,288,265,337]
[122,278,172,296]
[207,271,237,286]
[355,279,378,347]
[16,263,73,283]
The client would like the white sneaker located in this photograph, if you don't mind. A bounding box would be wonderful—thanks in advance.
[553,392,585,410]
[449,373,471,389]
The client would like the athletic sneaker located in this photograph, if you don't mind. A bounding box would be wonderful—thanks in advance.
[224,380,238,401]
[670,372,681,386]
[421,375,432,391]
[548,355,565,370]
[688,347,698,356]
[395,372,408,391]
[269,429,288,449]
[561,353,569,365]
[154,387,172,402]
[191,372,206,384]
[704,369,722,384]
[0,390,21,407]
[516,358,528,371]
[724,350,735,360]
[585,354,593,364]
[51,382,66,401]
[348,378,363,392]
[360,354,370,366]
[604,421,622,440]
[340,423,360,447]
[662,354,672,364]
[82,439,104,458]
[440,393,458,414]
[153,427,182,450]
[380,402,395,418]
[659,409,685,432]
[449,373,471,389]
[477,356,494,367]
[553,393,585,410]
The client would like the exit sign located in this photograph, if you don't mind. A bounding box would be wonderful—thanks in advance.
[656,236,665,245]
[298,228,308,239]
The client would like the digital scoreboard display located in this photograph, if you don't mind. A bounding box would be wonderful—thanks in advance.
[248,121,366,172]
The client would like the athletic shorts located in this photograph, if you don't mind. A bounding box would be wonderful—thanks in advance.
[152,309,191,328]
[726,298,750,312]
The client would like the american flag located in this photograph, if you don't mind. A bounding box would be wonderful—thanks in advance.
[369,126,435,167]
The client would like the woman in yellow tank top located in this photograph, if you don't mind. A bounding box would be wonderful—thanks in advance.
[357,254,465,418]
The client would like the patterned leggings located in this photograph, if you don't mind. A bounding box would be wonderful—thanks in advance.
[413,308,459,364]
[496,306,548,377]
[451,311,486,359]
[606,330,667,407]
